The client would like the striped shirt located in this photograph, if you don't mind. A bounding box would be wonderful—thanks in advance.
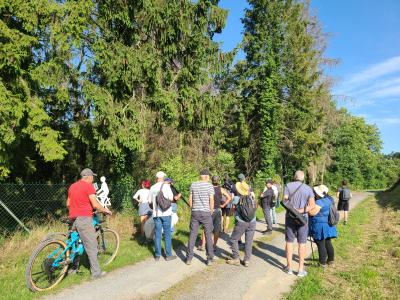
[190,181,215,212]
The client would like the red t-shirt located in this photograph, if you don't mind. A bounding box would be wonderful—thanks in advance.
[68,180,96,218]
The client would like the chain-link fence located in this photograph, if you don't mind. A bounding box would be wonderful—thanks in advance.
[0,183,135,235]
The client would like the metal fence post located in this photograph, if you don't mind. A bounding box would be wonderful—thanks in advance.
[0,199,30,234]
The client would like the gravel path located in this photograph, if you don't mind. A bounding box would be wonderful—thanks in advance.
[43,192,373,300]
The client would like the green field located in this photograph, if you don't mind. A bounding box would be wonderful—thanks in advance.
[286,186,400,300]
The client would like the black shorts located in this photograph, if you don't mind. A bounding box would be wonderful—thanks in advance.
[338,200,349,211]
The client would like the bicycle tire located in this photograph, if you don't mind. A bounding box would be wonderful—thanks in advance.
[96,228,120,266]
[41,232,68,243]
[25,239,70,292]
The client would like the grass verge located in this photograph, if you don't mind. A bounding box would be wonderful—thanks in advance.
[285,186,400,300]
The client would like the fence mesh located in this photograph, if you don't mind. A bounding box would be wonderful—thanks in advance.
[0,183,135,234]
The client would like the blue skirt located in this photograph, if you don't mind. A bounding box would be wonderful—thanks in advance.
[309,220,337,240]
[139,202,151,216]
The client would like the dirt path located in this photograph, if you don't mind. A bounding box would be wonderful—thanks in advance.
[43,192,373,300]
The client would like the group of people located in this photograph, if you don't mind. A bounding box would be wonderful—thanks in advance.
[65,167,352,279]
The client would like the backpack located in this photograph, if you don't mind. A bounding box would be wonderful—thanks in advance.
[328,197,340,226]
[238,195,257,222]
[340,187,351,201]
[156,184,171,212]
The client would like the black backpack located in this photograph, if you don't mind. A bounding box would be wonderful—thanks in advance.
[238,195,257,222]
[328,197,340,226]
[340,187,351,201]
[156,184,171,212]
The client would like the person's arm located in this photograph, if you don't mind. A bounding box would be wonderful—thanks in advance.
[89,194,112,215]
[209,194,214,213]
[66,197,70,209]
[189,193,193,208]
[220,188,232,208]
[300,197,316,213]
[336,191,340,198]
[133,190,141,203]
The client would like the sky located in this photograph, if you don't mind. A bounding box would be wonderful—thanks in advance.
[214,0,400,154]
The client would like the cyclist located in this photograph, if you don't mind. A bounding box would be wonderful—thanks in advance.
[66,168,112,279]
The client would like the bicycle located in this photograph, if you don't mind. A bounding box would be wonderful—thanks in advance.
[25,213,120,292]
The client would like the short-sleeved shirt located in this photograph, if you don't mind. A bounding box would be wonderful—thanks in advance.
[68,180,96,218]
[284,181,314,210]
[190,181,215,212]
[133,188,150,203]
[148,182,174,217]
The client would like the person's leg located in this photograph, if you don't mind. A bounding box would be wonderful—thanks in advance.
[153,217,162,258]
[270,207,276,224]
[230,220,246,260]
[75,217,101,276]
[285,242,294,270]
[213,210,222,247]
[244,221,256,262]
[201,230,206,249]
[285,218,296,270]
[297,221,309,272]
[315,239,327,265]
[263,206,272,231]
[325,238,335,263]
[225,216,230,232]
[140,215,147,236]
[161,216,172,257]
[202,212,214,260]
[186,213,200,261]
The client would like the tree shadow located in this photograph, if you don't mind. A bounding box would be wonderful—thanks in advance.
[376,188,400,211]
[252,241,286,270]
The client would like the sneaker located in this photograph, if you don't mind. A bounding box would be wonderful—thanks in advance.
[185,258,192,265]
[155,256,160,262]
[206,260,213,266]
[297,270,308,277]
[327,261,335,267]
[263,230,273,235]
[91,271,106,280]
[226,258,240,266]
[244,261,249,267]
[197,246,204,251]
[283,266,293,275]
[165,255,177,261]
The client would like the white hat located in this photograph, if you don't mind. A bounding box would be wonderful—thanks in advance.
[314,184,329,198]
[156,171,166,179]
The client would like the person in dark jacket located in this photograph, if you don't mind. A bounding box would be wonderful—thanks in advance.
[309,184,337,268]
[260,179,275,234]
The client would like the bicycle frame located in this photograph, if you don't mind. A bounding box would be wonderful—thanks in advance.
[48,215,102,269]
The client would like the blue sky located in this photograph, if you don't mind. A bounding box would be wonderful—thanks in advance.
[214,0,400,154]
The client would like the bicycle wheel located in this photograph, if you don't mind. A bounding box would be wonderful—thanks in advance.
[25,239,70,292]
[96,228,120,266]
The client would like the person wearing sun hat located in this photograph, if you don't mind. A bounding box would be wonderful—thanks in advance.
[226,173,257,267]
[309,184,337,268]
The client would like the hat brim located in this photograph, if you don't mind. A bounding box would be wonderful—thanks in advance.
[236,182,250,196]
[313,186,324,198]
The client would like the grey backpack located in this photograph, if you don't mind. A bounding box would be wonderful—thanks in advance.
[156,184,171,212]
[328,197,340,226]
[340,187,351,201]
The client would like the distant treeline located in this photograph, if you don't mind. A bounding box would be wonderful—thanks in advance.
[1,0,399,190]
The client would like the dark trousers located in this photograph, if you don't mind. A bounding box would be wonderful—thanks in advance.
[187,211,214,260]
[262,205,273,231]
[230,220,256,261]
[315,238,334,265]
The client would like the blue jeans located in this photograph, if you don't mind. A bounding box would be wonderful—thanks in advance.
[154,216,172,257]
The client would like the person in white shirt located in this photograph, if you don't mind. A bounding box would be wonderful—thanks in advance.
[271,181,279,224]
[133,180,151,238]
[147,171,177,261]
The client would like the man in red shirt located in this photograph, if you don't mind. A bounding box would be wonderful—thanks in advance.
[66,168,111,278]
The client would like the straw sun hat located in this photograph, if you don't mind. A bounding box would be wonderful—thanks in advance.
[235,181,250,196]
[308,184,329,216]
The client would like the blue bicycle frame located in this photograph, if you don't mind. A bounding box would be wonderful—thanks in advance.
[48,215,102,269]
